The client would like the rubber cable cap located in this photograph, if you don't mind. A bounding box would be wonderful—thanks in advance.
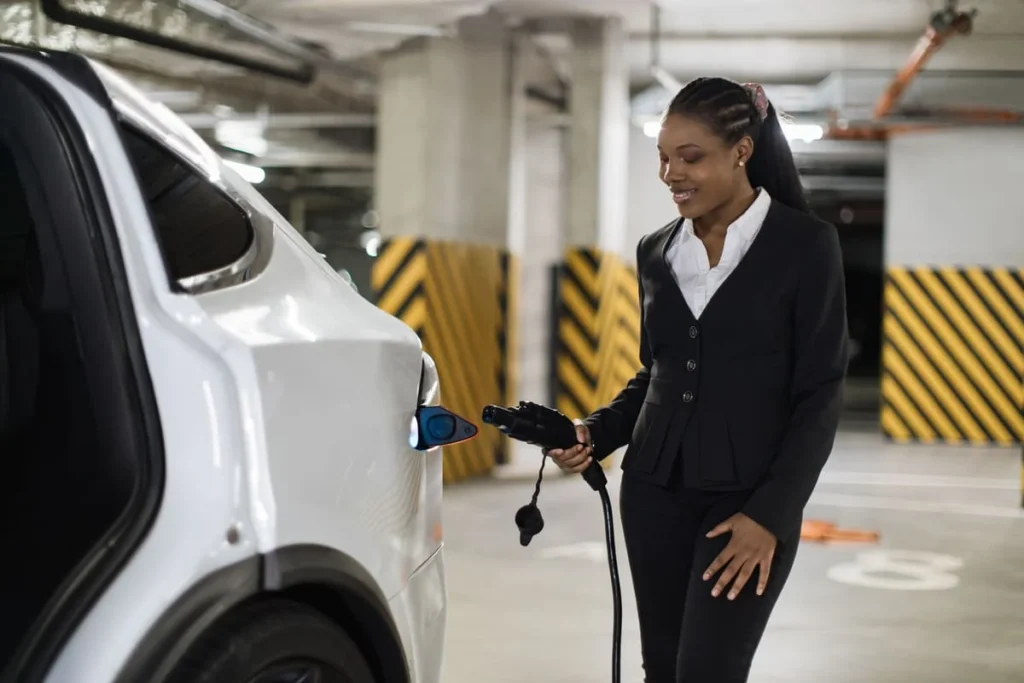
[514,503,544,547]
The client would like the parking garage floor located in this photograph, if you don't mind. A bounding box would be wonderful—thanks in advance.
[441,427,1024,683]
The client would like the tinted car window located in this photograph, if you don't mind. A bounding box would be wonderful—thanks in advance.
[120,126,254,283]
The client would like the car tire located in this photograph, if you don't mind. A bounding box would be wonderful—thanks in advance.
[167,598,377,683]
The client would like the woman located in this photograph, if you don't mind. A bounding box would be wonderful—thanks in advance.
[547,77,849,682]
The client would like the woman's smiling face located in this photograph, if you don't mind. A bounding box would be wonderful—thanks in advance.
[657,113,752,220]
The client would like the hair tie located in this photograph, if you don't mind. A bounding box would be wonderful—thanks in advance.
[742,82,770,122]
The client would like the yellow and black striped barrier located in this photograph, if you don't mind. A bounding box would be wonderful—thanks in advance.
[371,237,427,337]
[372,237,516,483]
[880,266,1024,447]
[554,248,643,460]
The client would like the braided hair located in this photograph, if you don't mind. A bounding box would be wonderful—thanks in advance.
[665,77,810,214]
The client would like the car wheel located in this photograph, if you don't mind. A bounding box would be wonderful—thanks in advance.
[167,598,376,683]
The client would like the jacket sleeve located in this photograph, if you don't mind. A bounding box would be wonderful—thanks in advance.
[741,223,849,540]
[582,237,653,462]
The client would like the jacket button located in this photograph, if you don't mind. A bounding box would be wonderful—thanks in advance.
[689,326,698,338]
[683,391,694,403]
[686,359,697,371]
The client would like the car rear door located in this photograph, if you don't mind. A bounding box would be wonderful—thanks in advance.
[0,48,264,683]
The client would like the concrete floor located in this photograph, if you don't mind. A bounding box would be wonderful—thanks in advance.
[440,427,1024,683]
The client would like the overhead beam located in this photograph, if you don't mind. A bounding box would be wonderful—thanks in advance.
[180,112,376,129]
[256,151,375,168]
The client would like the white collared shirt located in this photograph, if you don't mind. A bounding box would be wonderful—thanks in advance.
[665,188,772,319]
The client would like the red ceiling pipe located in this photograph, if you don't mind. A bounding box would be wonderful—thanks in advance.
[873,3,976,119]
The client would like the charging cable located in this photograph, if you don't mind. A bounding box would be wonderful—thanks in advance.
[482,401,622,683]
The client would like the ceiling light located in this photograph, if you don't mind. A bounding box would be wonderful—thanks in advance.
[782,123,824,143]
[641,117,823,144]
[222,159,266,185]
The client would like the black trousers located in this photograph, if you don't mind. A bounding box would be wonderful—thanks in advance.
[619,471,801,683]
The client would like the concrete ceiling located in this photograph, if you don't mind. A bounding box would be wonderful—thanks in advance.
[6,0,1023,181]
[624,0,1024,83]
[9,0,1024,111]
[236,0,1024,83]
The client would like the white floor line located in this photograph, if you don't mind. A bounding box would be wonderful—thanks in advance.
[808,492,1024,519]
[818,471,1018,490]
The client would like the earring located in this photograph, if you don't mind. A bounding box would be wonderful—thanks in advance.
[739,160,746,167]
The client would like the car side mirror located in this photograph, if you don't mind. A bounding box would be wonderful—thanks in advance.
[412,406,477,451]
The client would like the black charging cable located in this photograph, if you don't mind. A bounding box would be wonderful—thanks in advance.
[482,401,622,683]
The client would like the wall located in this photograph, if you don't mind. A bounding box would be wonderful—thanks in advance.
[517,125,566,394]
[886,128,1024,267]
[492,122,567,471]
[625,124,678,264]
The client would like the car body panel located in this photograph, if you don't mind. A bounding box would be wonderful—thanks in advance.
[389,545,448,683]
[0,52,446,683]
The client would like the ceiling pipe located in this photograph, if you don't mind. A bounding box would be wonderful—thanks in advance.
[823,110,1024,142]
[177,0,375,84]
[897,106,1023,124]
[824,2,1007,140]
[39,0,373,86]
[40,0,311,83]
[872,0,977,119]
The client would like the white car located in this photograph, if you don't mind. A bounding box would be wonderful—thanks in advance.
[0,46,471,683]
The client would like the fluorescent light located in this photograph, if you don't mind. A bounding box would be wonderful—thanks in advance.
[360,229,381,257]
[642,118,823,144]
[222,159,266,184]
[782,123,824,143]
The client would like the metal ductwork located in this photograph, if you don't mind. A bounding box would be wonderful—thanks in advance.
[629,0,1024,138]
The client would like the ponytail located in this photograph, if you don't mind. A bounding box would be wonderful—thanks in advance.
[745,103,810,214]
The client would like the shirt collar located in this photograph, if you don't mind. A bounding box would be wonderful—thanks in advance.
[678,187,771,244]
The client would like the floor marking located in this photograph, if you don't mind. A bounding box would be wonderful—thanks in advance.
[827,550,963,591]
[801,519,880,544]
[819,471,1017,490]
[809,492,1024,519]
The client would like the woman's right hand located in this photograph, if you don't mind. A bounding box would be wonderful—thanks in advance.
[545,422,594,474]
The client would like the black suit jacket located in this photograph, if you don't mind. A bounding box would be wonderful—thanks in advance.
[584,200,849,539]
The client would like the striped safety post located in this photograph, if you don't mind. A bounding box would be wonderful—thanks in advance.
[880,266,1024,451]
[554,247,643,466]
[876,266,1019,507]
[372,237,515,483]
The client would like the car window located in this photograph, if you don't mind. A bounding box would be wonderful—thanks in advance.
[119,125,254,285]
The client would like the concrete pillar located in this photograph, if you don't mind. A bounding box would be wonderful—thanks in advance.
[881,127,1024,452]
[374,12,515,247]
[374,15,530,479]
[565,16,631,255]
[885,128,1024,268]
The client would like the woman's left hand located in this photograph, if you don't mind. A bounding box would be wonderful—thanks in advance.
[703,513,777,600]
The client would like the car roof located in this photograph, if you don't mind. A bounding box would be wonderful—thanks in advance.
[87,57,229,187]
